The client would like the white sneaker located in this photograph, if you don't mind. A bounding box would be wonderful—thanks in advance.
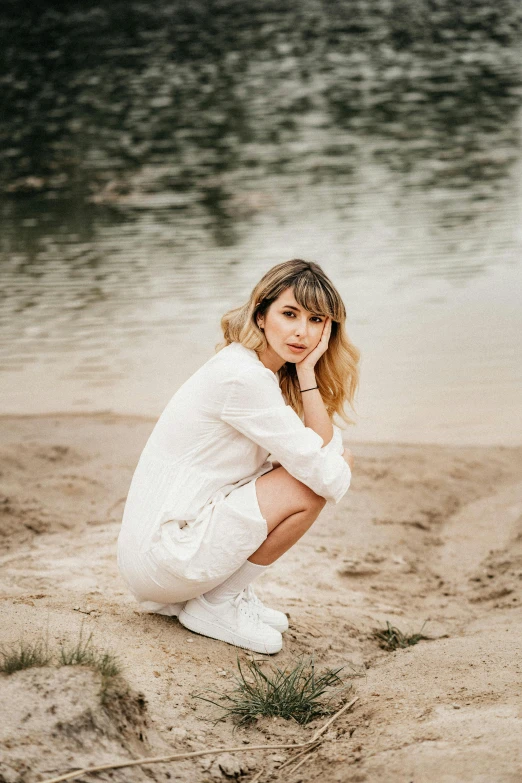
[243,585,289,633]
[179,593,282,654]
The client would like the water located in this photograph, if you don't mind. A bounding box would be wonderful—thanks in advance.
[1,0,521,445]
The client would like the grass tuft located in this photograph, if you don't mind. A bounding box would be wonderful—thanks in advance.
[95,651,121,679]
[372,620,429,651]
[59,626,121,678]
[195,655,357,726]
[0,638,52,674]
[1,625,120,686]
[59,627,95,667]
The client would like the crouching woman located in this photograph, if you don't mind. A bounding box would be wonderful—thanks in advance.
[117,259,360,654]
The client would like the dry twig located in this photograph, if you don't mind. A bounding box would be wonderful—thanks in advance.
[39,697,359,783]
[276,740,322,771]
[286,751,314,776]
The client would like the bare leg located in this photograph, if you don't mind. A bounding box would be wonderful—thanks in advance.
[178,466,322,650]
[248,466,326,566]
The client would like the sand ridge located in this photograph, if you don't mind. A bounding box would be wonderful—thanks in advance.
[1,415,522,782]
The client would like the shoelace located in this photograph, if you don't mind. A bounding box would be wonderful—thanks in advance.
[244,584,263,608]
[232,589,262,624]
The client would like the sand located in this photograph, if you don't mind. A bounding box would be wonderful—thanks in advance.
[1,414,522,782]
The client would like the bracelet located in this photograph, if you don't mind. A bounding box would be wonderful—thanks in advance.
[300,386,318,393]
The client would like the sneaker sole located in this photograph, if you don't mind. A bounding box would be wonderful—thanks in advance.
[178,608,282,654]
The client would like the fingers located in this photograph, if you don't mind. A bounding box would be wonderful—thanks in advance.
[322,316,332,342]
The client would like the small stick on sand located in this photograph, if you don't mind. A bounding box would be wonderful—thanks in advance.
[38,697,359,783]
[286,750,316,776]
[275,740,322,771]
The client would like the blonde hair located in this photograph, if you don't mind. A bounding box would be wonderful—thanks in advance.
[216,259,360,426]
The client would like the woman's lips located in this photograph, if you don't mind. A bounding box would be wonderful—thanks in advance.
[287,344,306,352]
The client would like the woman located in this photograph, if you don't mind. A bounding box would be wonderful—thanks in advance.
[117,259,359,654]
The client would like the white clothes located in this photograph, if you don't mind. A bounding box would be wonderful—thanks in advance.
[204,559,268,604]
[117,341,351,610]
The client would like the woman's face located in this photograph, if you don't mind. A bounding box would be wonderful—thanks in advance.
[257,286,327,368]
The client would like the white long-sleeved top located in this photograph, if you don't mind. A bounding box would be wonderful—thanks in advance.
[118,341,351,554]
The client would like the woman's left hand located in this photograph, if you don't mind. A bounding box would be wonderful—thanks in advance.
[297,317,332,372]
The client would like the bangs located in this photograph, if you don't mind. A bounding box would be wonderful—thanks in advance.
[292,273,342,321]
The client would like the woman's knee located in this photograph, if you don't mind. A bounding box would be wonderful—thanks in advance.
[304,486,326,515]
[255,466,326,530]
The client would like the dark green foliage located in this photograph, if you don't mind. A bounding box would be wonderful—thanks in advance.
[0,639,52,674]
[373,621,429,651]
[1,626,120,682]
[59,627,121,678]
[195,655,357,726]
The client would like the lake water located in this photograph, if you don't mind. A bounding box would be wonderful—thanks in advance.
[1,1,521,445]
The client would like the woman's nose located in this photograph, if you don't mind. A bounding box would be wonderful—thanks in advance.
[295,318,308,336]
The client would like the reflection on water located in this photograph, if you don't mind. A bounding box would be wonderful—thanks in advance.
[1,1,521,444]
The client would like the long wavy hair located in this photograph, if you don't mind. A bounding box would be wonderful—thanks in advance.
[216,259,360,426]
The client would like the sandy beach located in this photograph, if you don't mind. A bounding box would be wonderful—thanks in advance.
[1,413,522,782]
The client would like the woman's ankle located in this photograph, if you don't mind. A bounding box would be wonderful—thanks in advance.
[203,560,268,604]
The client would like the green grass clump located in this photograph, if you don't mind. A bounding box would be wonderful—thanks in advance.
[372,620,429,651]
[1,628,127,711]
[59,628,121,678]
[0,626,120,685]
[0,639,52,674]
[196,655,355,726]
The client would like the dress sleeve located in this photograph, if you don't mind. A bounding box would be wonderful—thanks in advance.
[321,423,345,456]
[220,369,351,504]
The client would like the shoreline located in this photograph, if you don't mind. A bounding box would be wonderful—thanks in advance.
[1,410,519,450]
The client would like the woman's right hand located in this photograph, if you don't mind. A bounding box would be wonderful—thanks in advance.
[342,448,354,471]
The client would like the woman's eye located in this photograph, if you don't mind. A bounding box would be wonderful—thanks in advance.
[282,311,323,322]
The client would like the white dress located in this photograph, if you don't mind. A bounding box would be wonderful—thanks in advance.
[117,341,351,614]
